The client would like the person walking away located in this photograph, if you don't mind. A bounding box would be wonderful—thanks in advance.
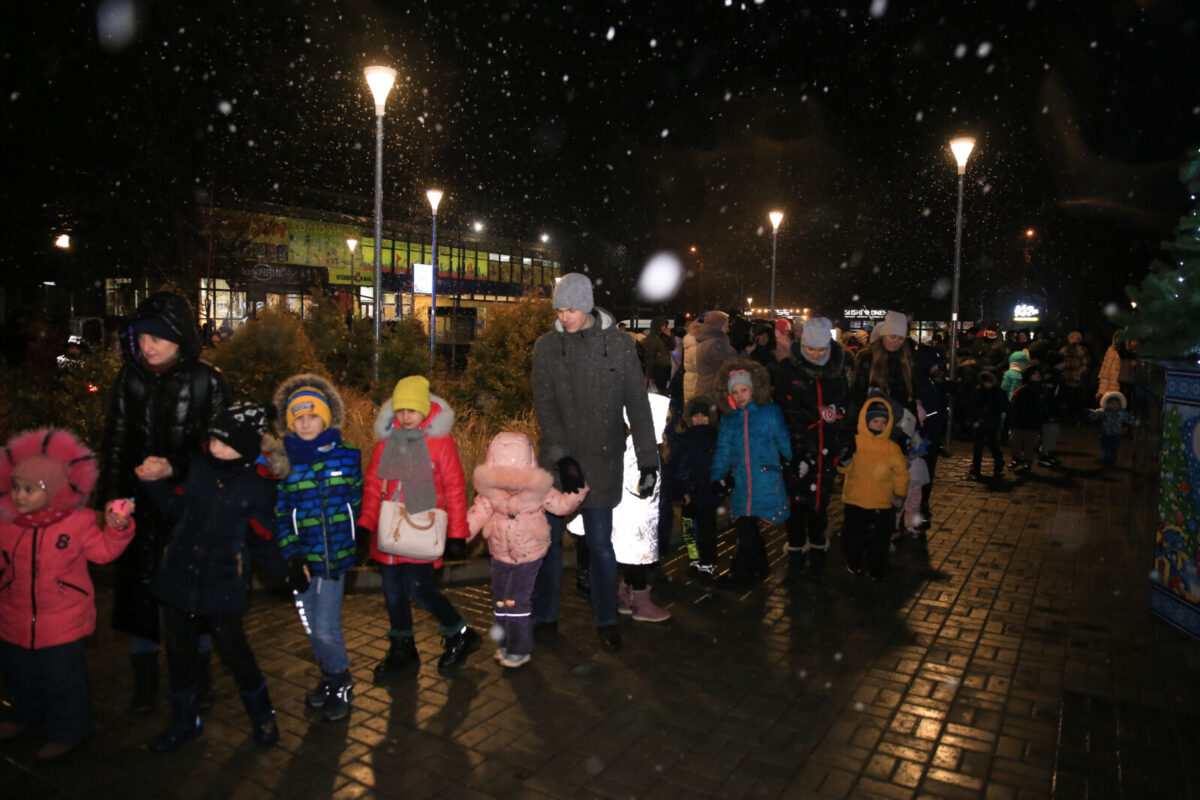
[1089,391,1137,467]
[664,396,721,581]
[530,274,658,653]
[468,432,588,668]
[99,291,229,714]
[965,372,1009,482]
[839,398,909,580]
[359,376,481,678]
[775,318,850,582]
[691,311,739,409]
[270,375,363,721]
[641,317,674,395]
[1009,365,1049,473]
[140,403,288,752]
[0,428,135,760]
[1001,351,1029,400]
[710,360,792,588]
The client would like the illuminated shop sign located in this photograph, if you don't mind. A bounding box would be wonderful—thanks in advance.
[1013,304,1040,322]
[843,308,888,319]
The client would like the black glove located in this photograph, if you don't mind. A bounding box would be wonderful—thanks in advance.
[556,456,586,494]
[443,538,467,562]
[712,475,733,496]
[637,467,657,498]
[287,555,310,594]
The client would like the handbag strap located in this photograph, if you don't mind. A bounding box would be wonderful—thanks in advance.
[397,505,438,531]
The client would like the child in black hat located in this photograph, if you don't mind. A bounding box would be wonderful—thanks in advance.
[138,402,289,753]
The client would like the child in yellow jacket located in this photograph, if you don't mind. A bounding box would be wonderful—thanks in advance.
[839,396,909,580]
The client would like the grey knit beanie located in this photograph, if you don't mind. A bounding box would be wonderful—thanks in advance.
[801,317,833,349]
[552,273,594,313]
[871,310,908,341]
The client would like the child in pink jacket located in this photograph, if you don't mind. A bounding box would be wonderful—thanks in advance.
[468,432,587,668]
[0,428,135,759]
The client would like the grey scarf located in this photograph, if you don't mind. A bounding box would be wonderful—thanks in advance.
[377,427,438,513]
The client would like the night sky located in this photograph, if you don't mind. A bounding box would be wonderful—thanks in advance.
[4,0,1198,327]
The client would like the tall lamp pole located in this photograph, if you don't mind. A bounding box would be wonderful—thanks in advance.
[346,238,358,317]
[427,188,443,374]
[947,136,975,441]
[364,65,397,386]
[768,210,784,319]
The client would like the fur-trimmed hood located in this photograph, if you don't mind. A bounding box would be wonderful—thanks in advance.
[1099,390,1127,410]
[0,428,97,522]
[374,393,456,440]
[272,372,345,435]
[473,433,557,516]
[713,357,773,413]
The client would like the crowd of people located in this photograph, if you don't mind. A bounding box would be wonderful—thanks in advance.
[0,282,1137,760]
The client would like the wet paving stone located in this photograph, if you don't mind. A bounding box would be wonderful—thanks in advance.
[3,428,1199,798]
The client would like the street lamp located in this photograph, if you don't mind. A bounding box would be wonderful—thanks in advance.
[947,135,975,441]
[427,188,443,373]
[364,64,397,385]
[768,210,783,319]
[346,238,358,316]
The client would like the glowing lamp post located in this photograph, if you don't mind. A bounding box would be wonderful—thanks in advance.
[427,188,443,373]
[364,65,397,384]
[768,210,784,319]
[947,136,976,439]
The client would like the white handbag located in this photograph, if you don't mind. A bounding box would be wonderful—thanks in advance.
[376,488,447,560]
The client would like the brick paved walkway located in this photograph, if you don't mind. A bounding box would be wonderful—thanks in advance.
[2,427,1198,799]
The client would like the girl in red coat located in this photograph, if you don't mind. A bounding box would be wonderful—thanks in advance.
[0,428,135,759]
[359,376,480,678]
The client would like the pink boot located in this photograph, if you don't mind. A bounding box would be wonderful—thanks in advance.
[618,582,634,615]
[629,588,671,622]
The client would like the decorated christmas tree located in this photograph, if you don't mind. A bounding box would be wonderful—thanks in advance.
[1122,146,1200,357]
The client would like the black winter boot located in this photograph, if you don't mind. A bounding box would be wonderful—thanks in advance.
[806,547,827,580]
[195,650,215,713]
[320,670,353,722]
[373,632,419,681]
[305,675,331,708]
[149,686,201,753]
[130,652,159,714]
[437,624,481,673]
[240,681,279,746]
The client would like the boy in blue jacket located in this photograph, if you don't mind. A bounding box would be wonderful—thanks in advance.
[710,359,792,588]
[271,375,363,722]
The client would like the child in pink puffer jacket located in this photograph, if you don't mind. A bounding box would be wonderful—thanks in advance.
[467,432,587,668]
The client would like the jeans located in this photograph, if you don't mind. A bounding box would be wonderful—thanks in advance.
[294,575,349,674]
[533,507,617,627]
[131,630,210,656]
[379,562,461,635]
[491,560,541,657]
[0,638,90,742]
[163,606,263,694]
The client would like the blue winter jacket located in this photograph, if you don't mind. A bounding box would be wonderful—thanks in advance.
[711,401,792,524]
[275,430,364,579]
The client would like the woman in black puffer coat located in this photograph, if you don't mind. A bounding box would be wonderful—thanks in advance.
[774,318,851,582]
[99,291,229,712]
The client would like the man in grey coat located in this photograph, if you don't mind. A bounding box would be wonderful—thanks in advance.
[531,273,659,652]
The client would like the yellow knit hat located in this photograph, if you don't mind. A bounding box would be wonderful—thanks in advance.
[285,387,332,432]
[392,375,431,417]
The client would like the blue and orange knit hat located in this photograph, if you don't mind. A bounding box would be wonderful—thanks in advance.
[285,386,332,431]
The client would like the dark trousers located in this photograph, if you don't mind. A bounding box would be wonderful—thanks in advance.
[919,451,939,525]
[730,516,768,576]
[163,605,263,694]
[656,482,674,562]
[0,638,90,742]
[842,504,893,578]
[490,560,540,657]
[786,504,829,553]
[1100,434,1122,464]
[682,503,718,565]
[971,427,1004,475]
[380,562,462,635]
